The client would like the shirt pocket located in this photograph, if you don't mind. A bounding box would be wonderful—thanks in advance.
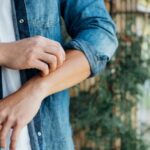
[29,17,59,28]
[27,9,61,39]
[26,0,60,36]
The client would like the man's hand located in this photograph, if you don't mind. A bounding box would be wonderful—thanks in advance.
[0,36,66,76]
[0,50,91,150]
[0,75,45,150]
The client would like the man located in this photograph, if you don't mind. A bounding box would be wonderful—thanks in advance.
[0,0,118,150]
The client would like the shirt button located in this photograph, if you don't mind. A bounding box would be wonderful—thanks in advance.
[37,131,42,137]
[19,19,24,24]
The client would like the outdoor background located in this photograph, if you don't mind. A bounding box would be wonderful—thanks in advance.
[63,0,150,150]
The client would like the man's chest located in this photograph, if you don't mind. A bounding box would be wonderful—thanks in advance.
[15,0,60,29]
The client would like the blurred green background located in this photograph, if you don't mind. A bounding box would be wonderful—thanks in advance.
[63,0,150,150]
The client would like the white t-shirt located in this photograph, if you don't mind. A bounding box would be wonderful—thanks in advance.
[0,0,31,149]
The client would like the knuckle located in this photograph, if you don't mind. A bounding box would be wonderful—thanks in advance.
[44,64,49,70]
[29,44,37,52]
[52,56,57,63]
[56,49,62,56]
[7,116,15,123]
[41,63,48,71]
[43,67,49,74]
[55,41,61,47]
[50,57,57,67]
[32,41,39,47]
[16,120,24,127]
[30,36,42,47]
[27,51,35,65]
[34,35,43,42]
[0,110,6,118]
[56,47,64,58]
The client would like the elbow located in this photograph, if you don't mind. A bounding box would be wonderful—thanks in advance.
[91,29,119,76]
[98,21,119,60]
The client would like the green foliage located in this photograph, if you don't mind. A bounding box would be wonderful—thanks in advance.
[70,14,150,150]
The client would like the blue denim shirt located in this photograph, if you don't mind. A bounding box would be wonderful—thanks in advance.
[0,0,118,150]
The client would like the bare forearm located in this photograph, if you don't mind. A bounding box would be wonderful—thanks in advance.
[0,49,90,149]
[35,50,91,98]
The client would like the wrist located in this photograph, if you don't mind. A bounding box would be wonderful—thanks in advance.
[0,43,6,65]
[0,43,12,66]
[34,76,48,99]
[24,75,49,101]
[34,75,51,98]
[33,74,55,98]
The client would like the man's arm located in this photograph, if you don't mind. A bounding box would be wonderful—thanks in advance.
[0,0,118,149]
[34,50,91,97]
[41,0,118,92]
[0,36,66,75]
[0,49,90,150]
[61,0,118,76]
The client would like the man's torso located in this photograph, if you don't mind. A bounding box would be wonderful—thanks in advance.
[0,0,31,149]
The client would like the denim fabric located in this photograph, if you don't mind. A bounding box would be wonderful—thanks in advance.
[0,0,118,150]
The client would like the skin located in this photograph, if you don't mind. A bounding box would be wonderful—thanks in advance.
[0,37,90,150]
[0,36,66,75]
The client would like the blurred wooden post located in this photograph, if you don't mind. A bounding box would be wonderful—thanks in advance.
[71,0,142,149]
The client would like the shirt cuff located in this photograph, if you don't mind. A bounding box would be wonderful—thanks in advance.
[64,39,109,77]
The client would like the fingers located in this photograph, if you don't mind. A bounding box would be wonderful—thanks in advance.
[0,104,7,125]
[44,45,66,65]
[39,53,58,72]
[36,37,66,66]
[28,36,66,75]
[44,49,64,67]
[33,60,49,76]
[10,125,22,150]
[0,114,5,126]
[33,36,66,62]
[39,37,66,59]
[0,119,13,148]
[36,47,65,74]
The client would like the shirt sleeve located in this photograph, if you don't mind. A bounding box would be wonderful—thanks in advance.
[61,0,118,77]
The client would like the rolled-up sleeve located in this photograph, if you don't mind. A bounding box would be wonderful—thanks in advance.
[61,0,118,77]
